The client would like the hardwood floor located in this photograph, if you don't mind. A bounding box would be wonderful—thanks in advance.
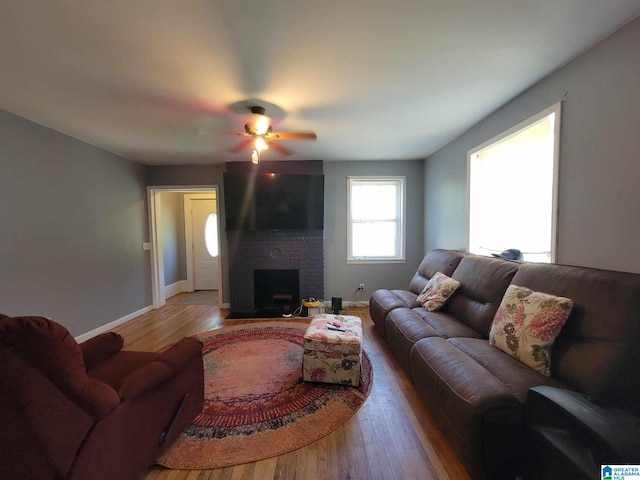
[111,294,470,480]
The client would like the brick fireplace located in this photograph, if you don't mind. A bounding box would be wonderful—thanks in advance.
[227,230,324,314]
[224,160,325,316]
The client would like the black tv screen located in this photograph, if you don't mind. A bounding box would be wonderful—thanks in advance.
[224,173,324,230]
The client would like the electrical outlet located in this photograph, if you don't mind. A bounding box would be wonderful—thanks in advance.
[358,283,365,291]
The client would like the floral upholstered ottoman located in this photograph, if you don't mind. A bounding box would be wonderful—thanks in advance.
[303,314,363,386]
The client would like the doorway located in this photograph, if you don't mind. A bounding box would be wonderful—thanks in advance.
[148,186,222,308]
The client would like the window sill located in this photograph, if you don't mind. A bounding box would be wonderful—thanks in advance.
[347,258,406,264]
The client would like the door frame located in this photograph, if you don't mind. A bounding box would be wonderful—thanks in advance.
[183,193,220,291]
[147,185,222,308]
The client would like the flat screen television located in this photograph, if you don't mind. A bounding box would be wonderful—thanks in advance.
[223,173,324,230]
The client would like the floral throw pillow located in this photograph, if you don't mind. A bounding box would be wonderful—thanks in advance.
[416,272,461,312]
[489,284,573,376]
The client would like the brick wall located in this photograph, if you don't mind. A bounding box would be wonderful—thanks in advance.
[227,229,324,312]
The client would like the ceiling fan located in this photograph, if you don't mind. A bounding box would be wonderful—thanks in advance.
[225,106,317,164]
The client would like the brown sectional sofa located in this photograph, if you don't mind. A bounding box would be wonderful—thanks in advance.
[370,249,640,479]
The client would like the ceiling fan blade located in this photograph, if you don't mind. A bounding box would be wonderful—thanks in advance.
[229,138,254,153]
[268,141,294,156]
[270,131,317,141]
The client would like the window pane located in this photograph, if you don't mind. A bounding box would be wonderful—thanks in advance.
[352,222,397,257]
[351,184,397,220]
[468,108,557,263]
[348,176,405,262]
[204,213,219,257]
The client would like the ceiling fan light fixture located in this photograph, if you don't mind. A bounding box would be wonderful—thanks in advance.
[254,116,270,135]
[226,104,316,164]
[254,136,268,151]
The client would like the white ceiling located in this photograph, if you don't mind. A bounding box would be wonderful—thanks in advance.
[1,1,638,166]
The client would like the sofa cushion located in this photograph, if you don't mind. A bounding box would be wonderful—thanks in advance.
[369,289,420,337]
[411,308,484,339]
[118,361,174,400]
[385,307,482,374]
[160,337,204,373]
[407,249,466,294]
[509,263,640,414]
[88,350,163,390]
[446,338,567,403]
[489,285,573,376]
[410,336,565,479]
[410,337,523,479]
[80,332,125,370]
[416,272,460,311]
[370,249,466,337]
[444,255,519,337]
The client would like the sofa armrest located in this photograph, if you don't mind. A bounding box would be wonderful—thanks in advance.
[526,386,640,465]
[118,361,174,400]
[80,332,124,370]
[158,337,203,373]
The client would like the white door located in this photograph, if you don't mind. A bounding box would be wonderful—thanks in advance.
[192,199,219,290]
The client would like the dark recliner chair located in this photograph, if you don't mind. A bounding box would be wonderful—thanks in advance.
[0,314,204,480]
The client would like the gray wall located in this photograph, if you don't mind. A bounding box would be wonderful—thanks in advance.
[0,109,150,336]
[148,160,425,304]
[160,192,186,286]
[324,160,425,301]
[424,17,640,274]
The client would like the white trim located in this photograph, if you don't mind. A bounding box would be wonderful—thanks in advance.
[469,103,562,154]
[183,195,195,290]
[147,186,222,309]
[466,102,562,263]
[164,280,192,298]
[550,103,562,264]
[148,189,164,308]
[346,259,406,264]
[321,300,369,310]
[346,176,406,263]
[74,305,154,342]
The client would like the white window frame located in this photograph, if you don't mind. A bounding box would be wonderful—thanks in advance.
[347,176,406,264]
[467,102,561,263]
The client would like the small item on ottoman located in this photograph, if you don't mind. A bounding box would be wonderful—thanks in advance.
[303,314,363,386]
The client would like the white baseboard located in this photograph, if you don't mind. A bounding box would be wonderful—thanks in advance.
[323,300,369,308]
[74,305,154,342]
[164,280,191,298]
[355,300,369,306]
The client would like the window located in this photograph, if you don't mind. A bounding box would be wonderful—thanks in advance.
[204,213,219,257]
[468,103,561,263]
[348,177,405,263]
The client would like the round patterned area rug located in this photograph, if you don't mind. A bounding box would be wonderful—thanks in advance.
[156,322,373,469]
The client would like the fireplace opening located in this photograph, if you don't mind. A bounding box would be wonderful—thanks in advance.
[254,269,300,316]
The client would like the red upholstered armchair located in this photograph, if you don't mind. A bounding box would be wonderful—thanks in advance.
[0,314,204,480]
